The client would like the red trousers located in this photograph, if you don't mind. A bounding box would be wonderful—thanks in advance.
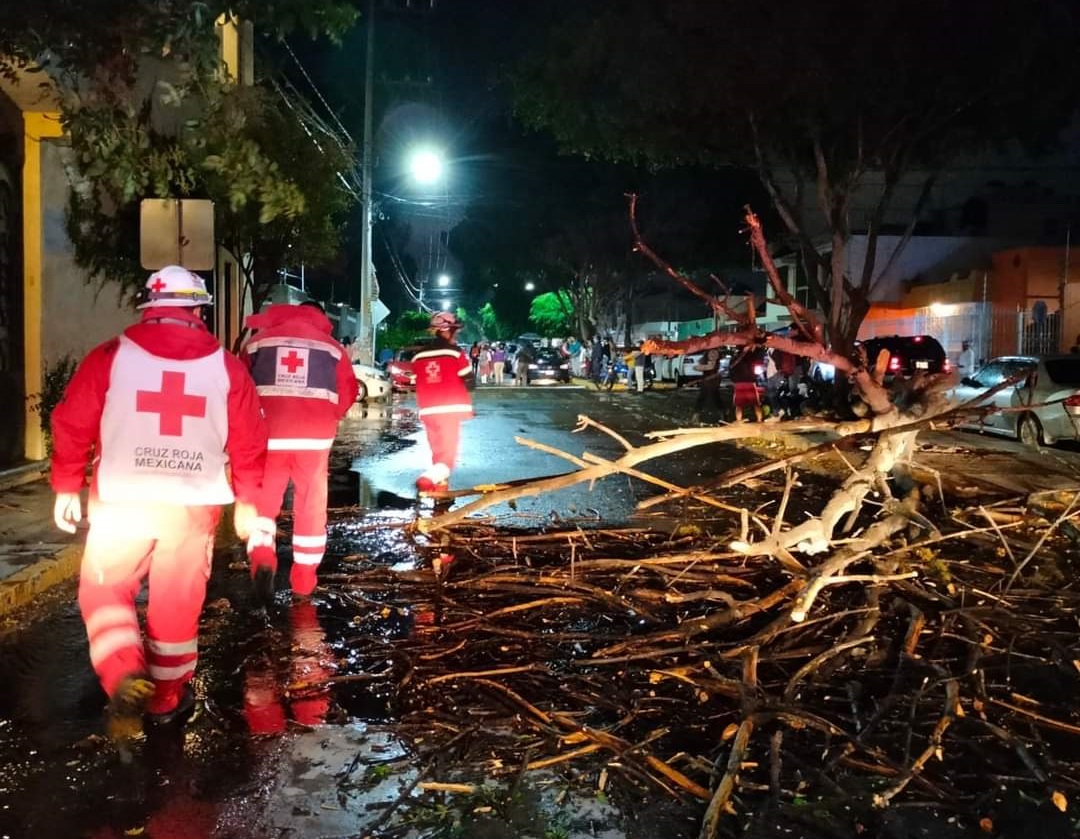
[79,498,219,712]
[421,415,463,470]
[249,449,330,573]
[243,601,332,732]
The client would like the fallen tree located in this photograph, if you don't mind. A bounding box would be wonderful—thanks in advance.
[394,204,1080,838]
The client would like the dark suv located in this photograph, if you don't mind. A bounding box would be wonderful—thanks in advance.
[858,335,948,378]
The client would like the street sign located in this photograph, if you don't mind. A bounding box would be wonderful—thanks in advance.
[372,298,390,326]
[140,199,215,270]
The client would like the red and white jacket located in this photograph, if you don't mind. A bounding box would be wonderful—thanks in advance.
[50,307,268,506]
[242,304,359,450]
[413,337,473,419]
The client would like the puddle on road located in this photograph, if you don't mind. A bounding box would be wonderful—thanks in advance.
[0,395,744,838]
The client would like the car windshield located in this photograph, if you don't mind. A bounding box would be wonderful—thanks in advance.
[535,349,561,364]
[969,359,1035,387]
[1044,357,1080,385]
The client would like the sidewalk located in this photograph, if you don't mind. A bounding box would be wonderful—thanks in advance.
[0,461,82,618]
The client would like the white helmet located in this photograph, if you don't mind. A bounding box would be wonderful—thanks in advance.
[429,311,462,332]
[137,265,213,309]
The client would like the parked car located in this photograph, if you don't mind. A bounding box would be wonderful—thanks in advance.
[809,335,948,383]
[527,347,572,384]
[948,354,1080,446]
[860,335,949,379]
[386,341,433,391]
[675,350,732,386]
[352,362,391,402]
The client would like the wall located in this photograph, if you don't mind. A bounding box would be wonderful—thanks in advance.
[846,235,1005,303]
[903,275,980,309]
[40,141,132,364]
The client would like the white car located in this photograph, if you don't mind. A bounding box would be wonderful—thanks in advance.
[352,363,391,402]
[947,354,1080,446]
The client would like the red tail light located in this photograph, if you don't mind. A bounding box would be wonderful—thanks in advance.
[1065,394,1080,407]
[889,356,901,371]
[942,359,951,373]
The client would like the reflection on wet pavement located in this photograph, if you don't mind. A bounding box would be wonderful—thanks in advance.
[0,390,721,838]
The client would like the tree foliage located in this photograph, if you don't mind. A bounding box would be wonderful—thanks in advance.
[512,0,1080,354]
[1,1,357,81]
[4,0,358,310]
[529,290,575,338]
[378,310,431,352]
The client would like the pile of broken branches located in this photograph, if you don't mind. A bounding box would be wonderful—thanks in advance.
[322,466,1080,839]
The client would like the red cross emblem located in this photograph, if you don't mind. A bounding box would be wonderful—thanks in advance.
[149,277,167,293]
[136,371,207,436]
[280,350,305,374]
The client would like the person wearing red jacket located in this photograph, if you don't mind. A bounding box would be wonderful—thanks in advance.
[49,266,268,745]
[242,301,358,599]
[413,311,474,493]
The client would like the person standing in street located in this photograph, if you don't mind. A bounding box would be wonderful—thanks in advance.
[731,349,765,423]
[242,301,358,600]
[514,342,533,386]
[691,347,723,423]
[413,312,474,492]
[633,341,650,393]
[491,342,507,385]
[50,265,269,744]
[957,340,976,378]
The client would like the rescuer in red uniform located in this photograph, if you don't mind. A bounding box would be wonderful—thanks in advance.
[50,266,268,744]
[242,301,358,600]
[413,311,473,493]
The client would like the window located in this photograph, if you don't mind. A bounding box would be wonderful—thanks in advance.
[971,362,1006,387]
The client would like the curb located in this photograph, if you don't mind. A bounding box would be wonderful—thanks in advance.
[0,544,81,618]
[0,460,49,492]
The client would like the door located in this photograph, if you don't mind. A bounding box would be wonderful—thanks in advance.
[0,154,23,466]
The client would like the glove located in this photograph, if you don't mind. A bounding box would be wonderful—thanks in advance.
[246,517,277,553]
[53,492,82,534]
[233,500,259,540]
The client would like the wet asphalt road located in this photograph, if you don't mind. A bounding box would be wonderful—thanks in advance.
[0,384,732,839]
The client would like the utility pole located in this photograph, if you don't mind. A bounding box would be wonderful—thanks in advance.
[357,0,376,364]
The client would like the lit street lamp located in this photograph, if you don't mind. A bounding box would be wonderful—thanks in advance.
[525,281,535,292]
[437,274,451,288]
[408,148,444,185]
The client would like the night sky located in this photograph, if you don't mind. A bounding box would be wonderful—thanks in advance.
[280,0,765,325]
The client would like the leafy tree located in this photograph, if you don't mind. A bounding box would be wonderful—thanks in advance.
[1,1,357,82]
[478,302,511,341]
[378,310,430,352]
[529,291,575,338]
[512,0,1080,357]
[3,0,358,314]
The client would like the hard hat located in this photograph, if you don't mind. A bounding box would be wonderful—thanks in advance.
[137,265,213,309]
[429,311,461,332]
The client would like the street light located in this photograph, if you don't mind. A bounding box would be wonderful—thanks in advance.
[408,148,444,185]
[437,274,450,288]
[525,281,535,292]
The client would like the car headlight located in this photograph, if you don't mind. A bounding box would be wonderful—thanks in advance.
[559,364,569,369]
[529,363,538,369]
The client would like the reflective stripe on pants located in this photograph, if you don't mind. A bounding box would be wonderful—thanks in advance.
[251,448,330,571]
[421,415,463,471]
[79,498,219,699]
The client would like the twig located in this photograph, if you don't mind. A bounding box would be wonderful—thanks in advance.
[1006,494,1080,589]
[699,718,754,838]
[873,678,959,807]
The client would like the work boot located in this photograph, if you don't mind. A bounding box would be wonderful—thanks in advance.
[252,564,276,609]
[290,564,319,597]
[106,673,155,746]
[146,685,196,728]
